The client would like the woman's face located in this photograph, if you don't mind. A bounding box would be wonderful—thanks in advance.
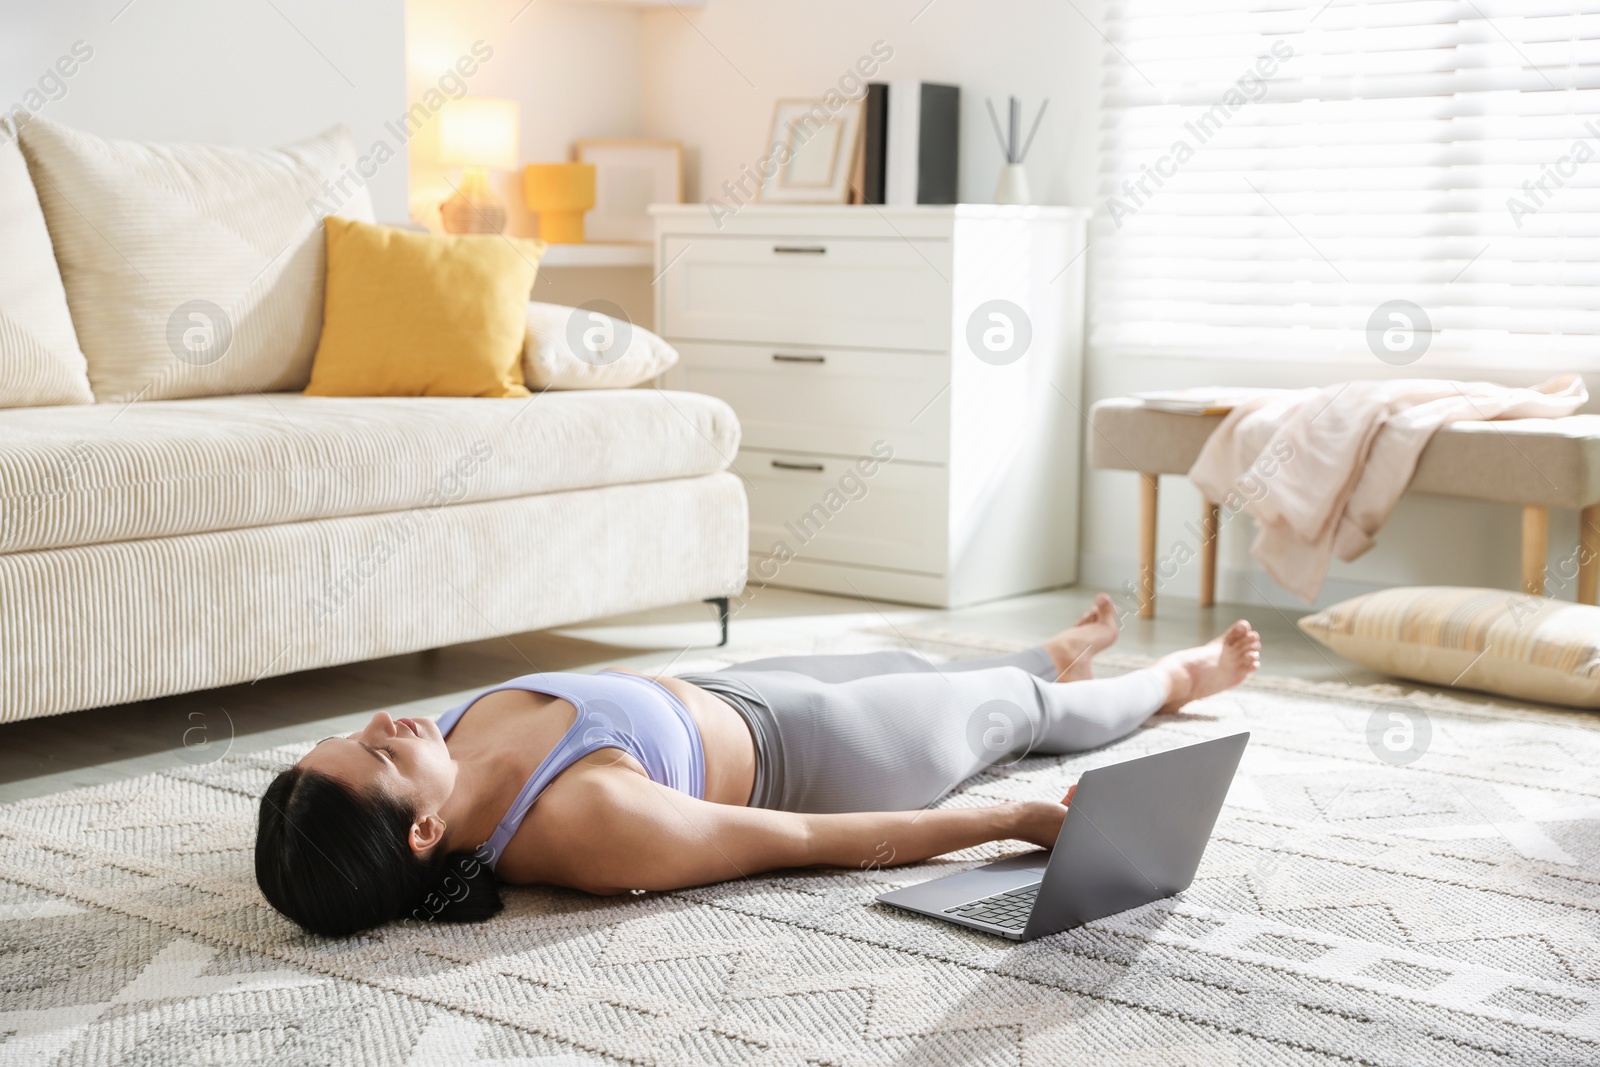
[298,711,457,822]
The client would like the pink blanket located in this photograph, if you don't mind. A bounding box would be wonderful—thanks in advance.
[1188,375,1589,601]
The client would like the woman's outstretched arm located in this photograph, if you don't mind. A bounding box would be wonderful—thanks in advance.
[530,769,1071,895]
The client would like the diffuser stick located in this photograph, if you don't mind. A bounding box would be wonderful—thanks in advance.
[985,97,1010,163]
[1008,96,1019,164]
[1017,98,1049,164]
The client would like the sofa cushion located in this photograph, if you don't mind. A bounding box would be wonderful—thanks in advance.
[0,390,740,555]
[306,218,544,398]
[524,301,679,390]
[0,123,93,408]
[17,120,374,404]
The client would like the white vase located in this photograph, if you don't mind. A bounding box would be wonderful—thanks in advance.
[994,163,1031,205]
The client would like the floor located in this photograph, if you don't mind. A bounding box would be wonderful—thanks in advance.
[0,585,1392,805]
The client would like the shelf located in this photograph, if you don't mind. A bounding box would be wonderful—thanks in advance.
[539,242,652,268]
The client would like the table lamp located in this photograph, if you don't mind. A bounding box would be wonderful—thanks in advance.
[524,162,596,244]
[439,97,520,234]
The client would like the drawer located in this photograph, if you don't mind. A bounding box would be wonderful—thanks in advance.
[666,342,949,463]
[735,449,946,575]
[658,236,951,351]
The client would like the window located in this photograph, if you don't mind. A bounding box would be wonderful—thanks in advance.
[1094,1,1600,367]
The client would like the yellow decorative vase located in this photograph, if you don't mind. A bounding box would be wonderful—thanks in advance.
[523,163,596,244]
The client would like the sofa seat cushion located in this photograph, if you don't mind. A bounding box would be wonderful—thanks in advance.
[0,390,739,554]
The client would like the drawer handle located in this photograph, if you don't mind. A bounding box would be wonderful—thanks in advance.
[771,353,826,364]
[773,244,827,255]
[770,459,826,472]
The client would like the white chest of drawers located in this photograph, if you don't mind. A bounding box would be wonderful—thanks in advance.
[652,204,1088,608]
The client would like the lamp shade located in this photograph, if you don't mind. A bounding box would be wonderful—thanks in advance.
[440,97,520,170]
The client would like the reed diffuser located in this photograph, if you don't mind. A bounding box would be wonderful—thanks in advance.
[986,95,1047,205]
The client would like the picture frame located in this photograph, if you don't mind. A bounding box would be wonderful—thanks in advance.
[760,98,864,204]
[572,138,684,242]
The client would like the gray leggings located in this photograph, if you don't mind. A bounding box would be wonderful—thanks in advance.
[677,648,1166,814]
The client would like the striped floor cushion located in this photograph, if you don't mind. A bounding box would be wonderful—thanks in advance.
[1297,586,1600,708]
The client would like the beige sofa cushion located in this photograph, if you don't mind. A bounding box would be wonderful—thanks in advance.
[1298,586,1600,708]
[0,390,740,555]
[16,120,373,404]
[0,123,92,408]
[523,301,679,389]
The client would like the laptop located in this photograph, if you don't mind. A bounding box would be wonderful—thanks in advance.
[876,732,1248,941]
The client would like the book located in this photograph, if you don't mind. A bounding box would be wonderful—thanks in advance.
[913,82,960,205]
[1132,387,1281,415]
[879,81,960,206]
[861,83,888,205]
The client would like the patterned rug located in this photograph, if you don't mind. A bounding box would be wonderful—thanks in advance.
[3,629,1600,1066]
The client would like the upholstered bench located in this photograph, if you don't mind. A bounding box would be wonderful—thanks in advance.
[1089,397,1600,617]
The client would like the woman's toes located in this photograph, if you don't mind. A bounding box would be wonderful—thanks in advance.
[1075,593,1114,628]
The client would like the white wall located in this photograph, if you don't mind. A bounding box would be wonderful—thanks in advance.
[634,0,1597,611]
[0,0,407,220]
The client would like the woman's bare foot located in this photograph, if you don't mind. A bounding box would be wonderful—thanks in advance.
[1044,593,1120,683]
[1153,620,1261,713]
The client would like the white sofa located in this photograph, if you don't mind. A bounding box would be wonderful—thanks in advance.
[0,391,747,723]
[0,121,747,724]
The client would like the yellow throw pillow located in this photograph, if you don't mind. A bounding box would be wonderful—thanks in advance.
[1297,586,1600,708]
[305,218,545,398]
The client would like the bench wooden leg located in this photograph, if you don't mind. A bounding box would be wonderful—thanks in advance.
[1580,503,1600,606]
[1139,473,1158,619]
[1522,505,1549,597]
[1200,500,1220,608]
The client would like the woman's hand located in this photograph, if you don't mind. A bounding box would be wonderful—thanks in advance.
[1009,799,1068,849]
[1001,785,1078,849]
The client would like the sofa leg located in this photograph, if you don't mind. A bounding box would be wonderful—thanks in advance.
[1199,500,1220,608]
[705,596,730,647]
[1581,503,1600,605]
[1522,505,1549,596]
[1139,473,1158,619]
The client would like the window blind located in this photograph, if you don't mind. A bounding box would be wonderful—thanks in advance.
[1095,0,1600,366]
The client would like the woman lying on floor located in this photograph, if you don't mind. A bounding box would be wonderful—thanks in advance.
[256,595,1261,936]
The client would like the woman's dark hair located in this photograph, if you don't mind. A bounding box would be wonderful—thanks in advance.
[255,767,503,937]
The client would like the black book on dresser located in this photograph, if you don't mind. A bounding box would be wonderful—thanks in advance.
[862,82,889,205]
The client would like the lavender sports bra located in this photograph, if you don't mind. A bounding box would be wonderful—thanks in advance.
[434,670,706,870]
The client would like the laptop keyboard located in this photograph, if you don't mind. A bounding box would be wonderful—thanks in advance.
[945,882,1041,930]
